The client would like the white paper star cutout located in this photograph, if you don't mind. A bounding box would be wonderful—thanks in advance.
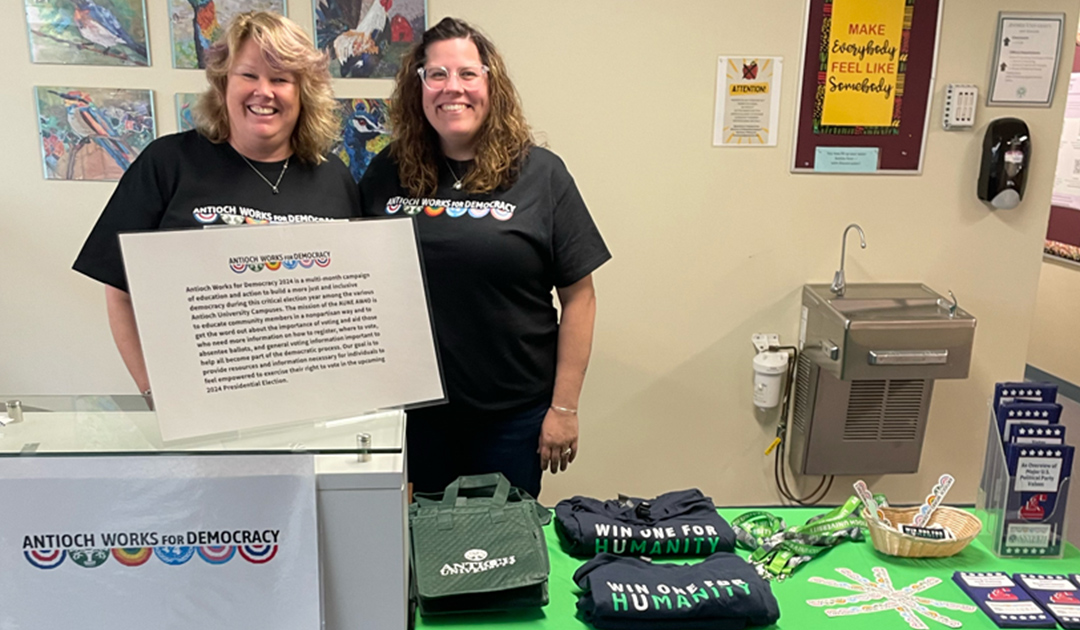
[807,567,976,629]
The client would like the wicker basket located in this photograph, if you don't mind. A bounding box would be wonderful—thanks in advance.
[863,506,982,558]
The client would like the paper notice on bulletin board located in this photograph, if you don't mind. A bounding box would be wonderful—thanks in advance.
[819,0,906,127]
[1052,74,1080,210]
[713,57,783,146]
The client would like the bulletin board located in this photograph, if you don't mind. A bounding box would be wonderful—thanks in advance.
[791,0,943,174]
[1045,27,1080,264]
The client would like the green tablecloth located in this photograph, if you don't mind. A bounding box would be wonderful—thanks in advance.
[416,507,1080,629]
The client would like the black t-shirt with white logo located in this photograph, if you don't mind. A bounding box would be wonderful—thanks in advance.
[359,146,611,411]
[74,130,359,292]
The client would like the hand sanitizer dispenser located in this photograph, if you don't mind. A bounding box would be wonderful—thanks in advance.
[977,118,1030,210]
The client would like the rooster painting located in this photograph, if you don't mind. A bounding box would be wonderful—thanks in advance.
[168,0,284,69]
[316,0,425,78]
[333,99,391,182]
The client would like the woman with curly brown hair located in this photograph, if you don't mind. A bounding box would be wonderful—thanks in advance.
[74,12,358,398]
[359,17,610,498]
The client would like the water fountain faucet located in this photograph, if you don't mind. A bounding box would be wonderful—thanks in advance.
[830,224,866,297]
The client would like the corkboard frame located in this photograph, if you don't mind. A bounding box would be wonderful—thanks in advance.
[790,0,944,174]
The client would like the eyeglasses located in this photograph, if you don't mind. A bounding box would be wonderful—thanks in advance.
[417,65,489,90]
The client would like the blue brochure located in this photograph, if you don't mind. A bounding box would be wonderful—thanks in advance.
[994,382,1058,411]
[953,572,1055,628]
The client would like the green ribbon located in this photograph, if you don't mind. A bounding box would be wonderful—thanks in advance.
[731,494,886,581]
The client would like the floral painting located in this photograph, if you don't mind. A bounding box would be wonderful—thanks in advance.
[333,98,391,181]
[170,0,285,69]
[24,0,149,66]
[36,87,155,181]
[315,0,425,78]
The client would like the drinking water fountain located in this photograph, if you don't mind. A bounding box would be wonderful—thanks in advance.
[788,225,977,475]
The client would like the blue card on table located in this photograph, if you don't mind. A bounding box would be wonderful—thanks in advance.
[953,572,1054,628]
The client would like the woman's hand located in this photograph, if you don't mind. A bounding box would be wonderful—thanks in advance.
[539,406,578,473]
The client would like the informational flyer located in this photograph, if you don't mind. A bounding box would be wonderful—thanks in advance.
[713,57,783,146]
[989,12,1065,107]
[0,455,319,630]
[120,218,444,442]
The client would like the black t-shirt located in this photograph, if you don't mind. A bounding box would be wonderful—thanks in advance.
[573,553,781,630]
[555,489,737,558]
[73,130,360,291]
[359,146,611,411]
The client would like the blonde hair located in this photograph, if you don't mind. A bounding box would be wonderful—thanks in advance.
[194,11,337,164]
[389,17,533,196]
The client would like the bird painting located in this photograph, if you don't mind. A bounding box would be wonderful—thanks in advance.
[23,0,149,66]
[334,98,391,182]
[36,87,155,181]
[168,0,284,69]
[176,93,200,132]
[315,0,425,78]
[71,0,147,60]
[186,0,222,69]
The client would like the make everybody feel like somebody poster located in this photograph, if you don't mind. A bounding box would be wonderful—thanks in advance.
[792,0,942,173]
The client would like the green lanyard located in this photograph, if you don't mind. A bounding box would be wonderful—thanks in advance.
[731,495,884,581]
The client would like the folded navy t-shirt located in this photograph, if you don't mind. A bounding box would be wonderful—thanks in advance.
[574,552,781,630]
[555,489,736,557]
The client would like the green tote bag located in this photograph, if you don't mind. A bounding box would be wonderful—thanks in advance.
[409,473,551,615]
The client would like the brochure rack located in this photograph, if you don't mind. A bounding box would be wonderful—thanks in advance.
[976,409,1071,559]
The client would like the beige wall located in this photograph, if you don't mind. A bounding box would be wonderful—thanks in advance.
[1,0,1076,506]
[1029,257,1080,382]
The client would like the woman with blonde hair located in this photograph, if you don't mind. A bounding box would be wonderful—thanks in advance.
[75,11,358,399]
[360,17,610,498]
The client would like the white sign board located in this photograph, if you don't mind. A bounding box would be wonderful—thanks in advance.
[120,218,444,442]
[0,455,319,629]
[713,57,783,146]
[989,12,1065,107]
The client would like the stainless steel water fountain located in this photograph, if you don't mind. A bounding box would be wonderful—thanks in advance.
[788,227,977,475]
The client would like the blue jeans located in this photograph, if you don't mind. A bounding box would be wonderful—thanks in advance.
[406,399,549,498]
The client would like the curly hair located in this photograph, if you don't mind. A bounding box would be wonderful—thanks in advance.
[194,11,338,164]
[389,17,533,195]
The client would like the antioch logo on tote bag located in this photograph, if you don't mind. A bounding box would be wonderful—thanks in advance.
[409,473,550,615]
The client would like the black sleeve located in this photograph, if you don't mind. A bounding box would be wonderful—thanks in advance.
[358,149,397,217]
[72,142,171,292]
[549,155,611,288]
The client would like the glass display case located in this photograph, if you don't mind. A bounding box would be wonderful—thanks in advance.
[0,395,409,630]
[0,395,403,456]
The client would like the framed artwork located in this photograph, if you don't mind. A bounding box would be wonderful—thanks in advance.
[315,0,425,78]
[169,0,286,69]
[176,93,200,131]
[35,87,155,181]
[23,0,149,66]
[791,0,942,173]
[333,98,391,182]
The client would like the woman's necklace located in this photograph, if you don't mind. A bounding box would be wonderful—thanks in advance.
[445,158,465,190]
[239,153,289,194]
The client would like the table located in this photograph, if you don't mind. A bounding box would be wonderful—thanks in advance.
[416,507,1080,629]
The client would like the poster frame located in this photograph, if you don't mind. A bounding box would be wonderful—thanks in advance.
[790,0,944,175]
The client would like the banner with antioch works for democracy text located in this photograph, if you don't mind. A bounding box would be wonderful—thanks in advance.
[0,455,320,630]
